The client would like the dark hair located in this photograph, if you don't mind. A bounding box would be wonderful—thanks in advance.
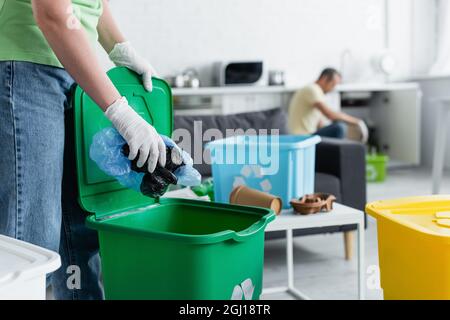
[318,68,341,81]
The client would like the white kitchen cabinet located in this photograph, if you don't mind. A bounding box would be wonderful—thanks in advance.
[172,86,292,115]
[312,83,421,166]
[332,84,422,166]
[369,89,422,166]
[219,93,284,114]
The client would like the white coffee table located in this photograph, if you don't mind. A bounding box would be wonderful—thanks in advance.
[261,203,365,300]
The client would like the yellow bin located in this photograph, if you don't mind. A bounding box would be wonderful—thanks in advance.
[366,196,450,300]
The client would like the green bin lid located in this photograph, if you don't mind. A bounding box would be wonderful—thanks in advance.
[72,67,173,217]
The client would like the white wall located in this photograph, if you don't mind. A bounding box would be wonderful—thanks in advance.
[415,77,450,169]
[410,0,437,75]
[384,0,437,78]
[105,0,395,86]
[100,0,443,168]
[387,0,414,80]
[100,0,436,85]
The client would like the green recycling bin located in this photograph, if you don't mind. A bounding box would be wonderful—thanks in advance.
[366,154,389,183]
[73,67,275,300]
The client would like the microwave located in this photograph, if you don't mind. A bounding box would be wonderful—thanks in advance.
[213,61,266,86]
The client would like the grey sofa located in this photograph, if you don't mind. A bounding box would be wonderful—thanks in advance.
[174,108,366,257]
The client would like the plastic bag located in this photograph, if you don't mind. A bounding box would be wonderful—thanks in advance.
[89,128,201,197]
[89,127,143,192]
[174,163,201,187]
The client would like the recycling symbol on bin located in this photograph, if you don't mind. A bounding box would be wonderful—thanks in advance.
[366,164,378,181]
[231,278,255,300]
[233,165,272,192]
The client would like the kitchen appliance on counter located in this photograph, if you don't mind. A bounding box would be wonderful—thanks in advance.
[268,70,285,86]
[213,61,266,86]
[166,68,201,88]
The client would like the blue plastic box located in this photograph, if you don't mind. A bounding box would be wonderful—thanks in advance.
[206,135,321,209]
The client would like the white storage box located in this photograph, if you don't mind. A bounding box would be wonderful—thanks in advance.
[0,235,61,300]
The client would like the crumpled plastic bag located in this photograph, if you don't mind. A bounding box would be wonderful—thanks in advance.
[89,127,201,196]
[166,136,202,187]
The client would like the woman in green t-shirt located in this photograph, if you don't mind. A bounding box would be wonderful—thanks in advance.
[0,0,169,299]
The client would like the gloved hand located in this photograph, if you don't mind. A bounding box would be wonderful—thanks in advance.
[105,97,166,173]
[357,119,369,144]
[109,41,157,92]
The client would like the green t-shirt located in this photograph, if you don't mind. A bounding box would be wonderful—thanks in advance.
[0,0,103,68]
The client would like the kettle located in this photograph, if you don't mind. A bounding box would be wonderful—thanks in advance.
[167,68,201,88]
[268,70,285,86]
[182,68,201,88]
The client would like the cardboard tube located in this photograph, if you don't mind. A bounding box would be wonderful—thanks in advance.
[229,186,282,215]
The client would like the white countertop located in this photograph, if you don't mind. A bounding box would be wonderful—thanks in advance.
[172,82,420,96]
[172,85,293,96]
[337,82,419,92]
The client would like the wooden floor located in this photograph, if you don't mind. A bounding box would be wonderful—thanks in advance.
[262,167,450,300]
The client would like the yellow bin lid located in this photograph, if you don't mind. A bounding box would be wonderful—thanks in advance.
[366,195,450,238]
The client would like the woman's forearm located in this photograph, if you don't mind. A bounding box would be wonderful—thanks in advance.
[32,0,120,110]
[97,0,126,53]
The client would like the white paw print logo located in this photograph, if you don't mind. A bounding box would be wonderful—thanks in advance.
[231,278,255,300]
[233,165,272,192]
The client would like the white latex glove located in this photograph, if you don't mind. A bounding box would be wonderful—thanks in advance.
[109,41,157,92]
[105,97,166,173]
[357,120,369,144]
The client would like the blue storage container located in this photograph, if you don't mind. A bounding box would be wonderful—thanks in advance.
[206,135,321,209]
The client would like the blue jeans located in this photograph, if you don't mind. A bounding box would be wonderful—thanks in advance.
[0,61,103,300]
[314,121,347,139]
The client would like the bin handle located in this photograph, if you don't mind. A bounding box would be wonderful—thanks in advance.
[232,219,268,242]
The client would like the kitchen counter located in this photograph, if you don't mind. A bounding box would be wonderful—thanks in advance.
[172,82,419,96]
[337,82,419,92]
[172,85,293,96]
